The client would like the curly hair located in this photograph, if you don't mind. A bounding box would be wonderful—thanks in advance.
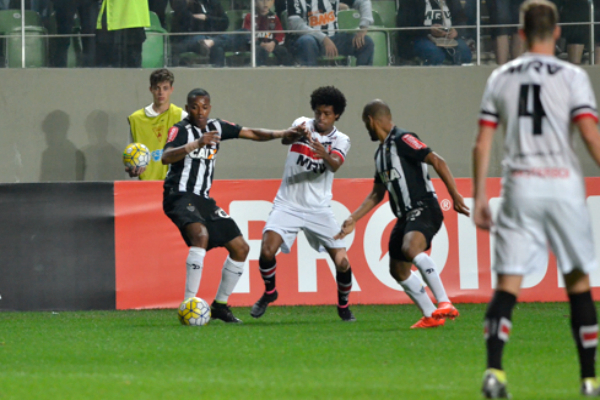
[310,86,347,119]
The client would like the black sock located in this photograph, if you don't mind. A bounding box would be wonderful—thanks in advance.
[336,268,352,307]
[569,291,598,379]
[258,256,276,293]
[484,290,517,370]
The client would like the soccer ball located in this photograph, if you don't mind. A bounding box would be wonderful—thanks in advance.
[122,143,150,168]
[178,297,211,326]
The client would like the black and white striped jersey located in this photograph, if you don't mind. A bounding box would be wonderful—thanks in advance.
[287,0,340,36]
[374,126,436,218]
[163,117,241,198]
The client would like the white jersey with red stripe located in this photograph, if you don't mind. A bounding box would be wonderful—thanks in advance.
[479,53,598,199]
[273,116,350,212]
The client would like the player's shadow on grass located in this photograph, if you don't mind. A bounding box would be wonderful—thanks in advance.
[40,110,85,182]
[81,110,123,181]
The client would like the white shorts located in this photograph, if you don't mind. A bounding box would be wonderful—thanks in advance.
[263,206,346,253]
[493,196,597,276]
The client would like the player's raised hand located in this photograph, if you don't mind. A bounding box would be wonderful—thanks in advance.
[200,131,220,146]
[473,200,493,230]
[452,193,470,216]
[334,217,356,240]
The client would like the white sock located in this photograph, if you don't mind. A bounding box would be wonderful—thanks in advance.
[398,271,437,317]
[413,252,450,304]
[214,257,245,303]
[184,247,206,300]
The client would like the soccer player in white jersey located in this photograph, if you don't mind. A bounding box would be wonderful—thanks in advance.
[250,86,357,322]
[472,1,600,397]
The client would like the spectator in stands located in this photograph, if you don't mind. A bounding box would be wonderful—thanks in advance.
[552,0,600,65]
[149,0,169,29]
[127,69,187,180]
[286,0,374,66]
[487,0,523,65]
[95,0,149,68]
[51,0,98,67]
[170,0,229,66]
[238,0,293,66]
[397,0,471,66]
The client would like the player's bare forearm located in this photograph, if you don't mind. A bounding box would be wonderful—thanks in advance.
[351,184,386,221]
[426,152,470,215]
[322,153,343,172]
[335,183,385,240]
[578,117,600,167]
[162,132,220,164]
[242,126,305,142]
[472,126,495,202]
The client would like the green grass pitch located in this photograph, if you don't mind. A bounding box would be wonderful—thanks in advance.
[0,303,589,400]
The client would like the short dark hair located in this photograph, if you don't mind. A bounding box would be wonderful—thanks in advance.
[149,68,174,87]
[520,0,559,46]
[363,99,391,121]
[187,88,210,104]
[310,86,347,119]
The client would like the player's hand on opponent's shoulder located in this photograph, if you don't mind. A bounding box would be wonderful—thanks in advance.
[452,193,470,216]
[126,165,146,178]
[334,217,356,240]
[473,199,493,230]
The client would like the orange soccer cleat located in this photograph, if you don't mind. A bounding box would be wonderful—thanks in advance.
[432,302,459,320]
[410,316,445,329]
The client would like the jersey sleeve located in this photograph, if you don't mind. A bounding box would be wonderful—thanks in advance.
[164,124,188,150]
[331,135,350,163]
[478,74,500,128]
[218,119,243,140]
[570,70,599,123]
[395,133,432,162]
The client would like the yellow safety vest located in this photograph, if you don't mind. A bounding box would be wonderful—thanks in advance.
[128,104,184,181]
[97,0,150,30]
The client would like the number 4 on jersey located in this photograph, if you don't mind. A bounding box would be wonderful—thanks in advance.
[519,84,547,135]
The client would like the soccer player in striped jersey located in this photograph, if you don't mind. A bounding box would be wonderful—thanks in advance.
[250,86,357,322]
[162,88,307,323]
[336,99,469,328]
[472,1,600,397]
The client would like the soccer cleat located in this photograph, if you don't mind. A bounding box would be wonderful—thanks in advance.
[481,369,510,399]
[337,305,356,322]
[210,301,242,323]
[410,316,445,329]
[581,378,600,396]
[432,302,459,320]
[250,290,278,318]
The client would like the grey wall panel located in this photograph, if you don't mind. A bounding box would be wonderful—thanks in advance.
[0,67,598,183]
[0,183,115,311]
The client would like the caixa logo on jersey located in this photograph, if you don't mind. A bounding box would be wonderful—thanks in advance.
[190,147,218,160]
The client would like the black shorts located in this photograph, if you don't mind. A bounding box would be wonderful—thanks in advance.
[388,199,444,262]
[163,192,242,249]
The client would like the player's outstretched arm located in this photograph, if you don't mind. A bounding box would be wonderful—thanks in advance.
[161,131,220,165]
[578,117,600,167]
[472,125,495,230]
[239,125,307,142]
[425,152,470,216]
[334,182,386,240]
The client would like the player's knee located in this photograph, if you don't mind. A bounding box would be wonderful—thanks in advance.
[229,237,250,261]
[188,230,209,248]
[260,243,278,261]
[401,244,419,262]
[335,256,350,273]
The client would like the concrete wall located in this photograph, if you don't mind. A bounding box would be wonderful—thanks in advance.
[2,66,600,183]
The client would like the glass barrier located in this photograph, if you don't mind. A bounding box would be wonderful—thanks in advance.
[1,0,599,68]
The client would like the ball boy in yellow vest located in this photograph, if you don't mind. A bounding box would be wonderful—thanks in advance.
[127,69,188,180]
